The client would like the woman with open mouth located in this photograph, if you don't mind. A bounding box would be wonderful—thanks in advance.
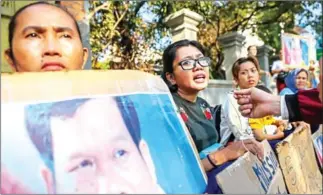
[161,40,263,194]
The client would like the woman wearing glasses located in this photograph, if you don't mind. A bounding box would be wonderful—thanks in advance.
[162,40,263,194]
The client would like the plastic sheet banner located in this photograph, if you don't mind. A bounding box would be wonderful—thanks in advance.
[1,70,207,194]
[276,126,322,194]
[216,140,287,194]
[312,126,323,169]
[281,33,317,68]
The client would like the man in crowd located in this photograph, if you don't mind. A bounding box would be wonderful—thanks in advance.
[271,50,290,93]
[247,45,270,77]
[1,2,90,194]
[4,2,88,72]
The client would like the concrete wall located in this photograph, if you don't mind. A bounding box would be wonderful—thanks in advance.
[200,80,234,106]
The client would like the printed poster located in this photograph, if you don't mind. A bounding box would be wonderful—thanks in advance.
[281,33,317,68]
[1,71,207,194]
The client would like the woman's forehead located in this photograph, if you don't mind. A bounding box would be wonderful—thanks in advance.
[176,46,203,58]
[239,61,256,69]
[296,71,307,76]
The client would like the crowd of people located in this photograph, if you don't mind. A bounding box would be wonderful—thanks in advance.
[1,1,322,194]
[161,39,322,193]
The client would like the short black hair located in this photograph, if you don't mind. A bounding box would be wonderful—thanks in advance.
[232,56,260,80]
[8,1,82,61]
[24,96,141,173]
[247,45,257,51]
[161,39,206,92]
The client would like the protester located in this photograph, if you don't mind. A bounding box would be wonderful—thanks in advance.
[219,57,288,151]
[4,1,88,72]
[247,45,270,77]
[247,45,258,57]
[220,57,261,143]
[271,50,290,93]
[162,39,263,194]
[279,68,317,131]
[280,68,309,95]
[234,87,323,125]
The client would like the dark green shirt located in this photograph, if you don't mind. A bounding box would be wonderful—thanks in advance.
[172,93,219,152]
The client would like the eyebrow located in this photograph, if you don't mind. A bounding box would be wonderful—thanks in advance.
[22,26,75,35]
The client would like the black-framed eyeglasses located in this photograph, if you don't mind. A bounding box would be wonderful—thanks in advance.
[178,57,211,70]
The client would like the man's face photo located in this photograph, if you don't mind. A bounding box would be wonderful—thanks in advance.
[40,98,163,194]
[2,93,207,194]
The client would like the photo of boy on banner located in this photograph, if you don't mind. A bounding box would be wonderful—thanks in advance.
[24,96,165,194]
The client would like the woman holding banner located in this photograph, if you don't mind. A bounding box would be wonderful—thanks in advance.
[161,39,264,194]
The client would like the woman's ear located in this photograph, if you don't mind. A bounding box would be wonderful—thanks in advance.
[233,79,238,88]
[165,72,176,85]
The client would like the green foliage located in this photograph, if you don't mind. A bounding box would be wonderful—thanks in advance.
[88,1,322,78]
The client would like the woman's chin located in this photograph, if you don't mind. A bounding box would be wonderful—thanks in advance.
[297,86,306,90]
[192,83,208,92]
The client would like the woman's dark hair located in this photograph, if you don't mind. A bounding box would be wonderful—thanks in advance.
[8,1,82,60]
[232,56,260,80]
[297,68,308,78]
[247,45,256,51]
[161,39,206,92]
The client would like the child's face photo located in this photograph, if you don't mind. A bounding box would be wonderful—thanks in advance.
[44,98,162,194]
[2,94,206,194]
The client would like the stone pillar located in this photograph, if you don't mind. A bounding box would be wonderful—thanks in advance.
[60,1,92,70]
[218,32,246,80]
[257,45,273,88]
[164,9,203,42]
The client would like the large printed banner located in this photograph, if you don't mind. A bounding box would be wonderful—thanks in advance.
[312,127,323,169]
[276,126,322,194]
[281,33,317,68]
[1,70,207,194]
[216,140,287,194]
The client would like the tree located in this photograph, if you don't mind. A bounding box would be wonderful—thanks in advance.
[88,1,322,78]
[88,1,160,72]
